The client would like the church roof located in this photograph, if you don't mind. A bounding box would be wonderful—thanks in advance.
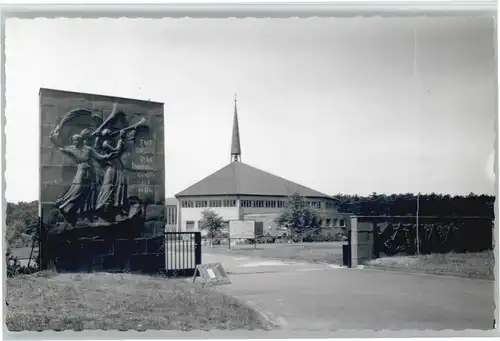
[175,161,332,199]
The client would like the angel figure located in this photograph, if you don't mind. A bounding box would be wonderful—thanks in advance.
[49,127,120,226]
[93,128,129,221]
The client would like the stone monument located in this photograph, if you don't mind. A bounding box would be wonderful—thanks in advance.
[39,88,165,272]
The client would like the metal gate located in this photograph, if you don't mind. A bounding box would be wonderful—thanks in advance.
[165,232,202,277]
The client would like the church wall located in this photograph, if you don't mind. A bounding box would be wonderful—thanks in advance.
[177,196,240,232]
[242,213,281,235]
[239,195,346,228]
[175,194,349,234]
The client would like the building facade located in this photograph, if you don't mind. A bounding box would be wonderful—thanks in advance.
[165,197,177,232]
[173,97,348,236]
[176,195,347,236]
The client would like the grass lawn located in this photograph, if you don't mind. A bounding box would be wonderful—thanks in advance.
[204,242,344,264]
[6,271,273,331]
[366,250,495,279]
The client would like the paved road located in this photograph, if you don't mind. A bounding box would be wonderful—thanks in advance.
[202,252,495,331]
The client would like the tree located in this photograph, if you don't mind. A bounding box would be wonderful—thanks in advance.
[330,193,495,219]
[5,201,39,249]
[6,220,29,249]
[274,193,321,241]
[199,209,224,245]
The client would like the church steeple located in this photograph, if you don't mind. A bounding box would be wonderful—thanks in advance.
[230,94,241,163]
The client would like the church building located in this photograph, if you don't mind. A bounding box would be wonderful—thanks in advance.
[172,98,348,236]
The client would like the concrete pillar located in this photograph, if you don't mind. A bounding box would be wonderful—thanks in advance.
[357,221,375,264]
[350,217,375,267]
[350,217,358,267]
[176,199,182,232]
[236,197,243,220]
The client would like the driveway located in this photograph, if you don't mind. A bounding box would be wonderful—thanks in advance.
[202,252,495,331]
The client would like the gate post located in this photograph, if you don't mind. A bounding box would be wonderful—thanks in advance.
[373,222,380,259]
[351,218,376,266]
[194,232,202,267]
[350,216,358,267]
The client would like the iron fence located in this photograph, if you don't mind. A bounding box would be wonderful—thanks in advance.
[165,232,201,277]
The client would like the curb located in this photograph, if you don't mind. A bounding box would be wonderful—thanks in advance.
[242,254,342,267]
[247,302,283,330]
[361,265,495,281]
[229,296,282,330]
[189,277,280,330]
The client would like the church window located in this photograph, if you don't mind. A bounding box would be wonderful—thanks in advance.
[195,200,208,208]
[254,200,264,208]
[241,200,252,207]
[209,200,222,207]
[326,202,335,210]
[309,201,321,209]
[182,200,194,208]
[223,199,236,207]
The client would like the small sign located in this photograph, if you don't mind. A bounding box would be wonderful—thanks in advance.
[206,268,216,278]
[192,262,231,287]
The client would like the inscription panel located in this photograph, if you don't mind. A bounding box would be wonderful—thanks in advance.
[131,154,156,171]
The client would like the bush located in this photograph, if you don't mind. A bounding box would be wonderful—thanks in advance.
[6,250,39,278]
[6,251,21,278]
[258,235,276,244]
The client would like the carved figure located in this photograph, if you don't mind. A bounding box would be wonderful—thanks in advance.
[49,127,119,226]
[94,128,129,221]
[48,105,149,227]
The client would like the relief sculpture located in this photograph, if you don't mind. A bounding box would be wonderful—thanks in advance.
[48,104,149,229]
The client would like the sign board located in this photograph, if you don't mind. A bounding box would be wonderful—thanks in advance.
[229,220,256,239]
[192,262,231,287]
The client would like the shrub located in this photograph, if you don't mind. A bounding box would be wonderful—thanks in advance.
[6,251,21,278]
[6,250,39,278]
[258,234,276,244]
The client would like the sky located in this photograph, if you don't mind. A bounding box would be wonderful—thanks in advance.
[4,17,497,203]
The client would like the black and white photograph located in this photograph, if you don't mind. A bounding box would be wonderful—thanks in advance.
[2,4,498,336]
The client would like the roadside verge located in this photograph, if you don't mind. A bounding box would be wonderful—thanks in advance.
[363,251,494,281]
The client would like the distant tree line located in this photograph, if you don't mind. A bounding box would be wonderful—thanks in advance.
[331,193,495,219]
[5,193,495,249]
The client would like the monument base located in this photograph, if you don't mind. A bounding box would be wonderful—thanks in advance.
[44,218,166,274]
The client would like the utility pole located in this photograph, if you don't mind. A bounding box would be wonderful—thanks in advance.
[413,27,420,256]
[416,192,420,255]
